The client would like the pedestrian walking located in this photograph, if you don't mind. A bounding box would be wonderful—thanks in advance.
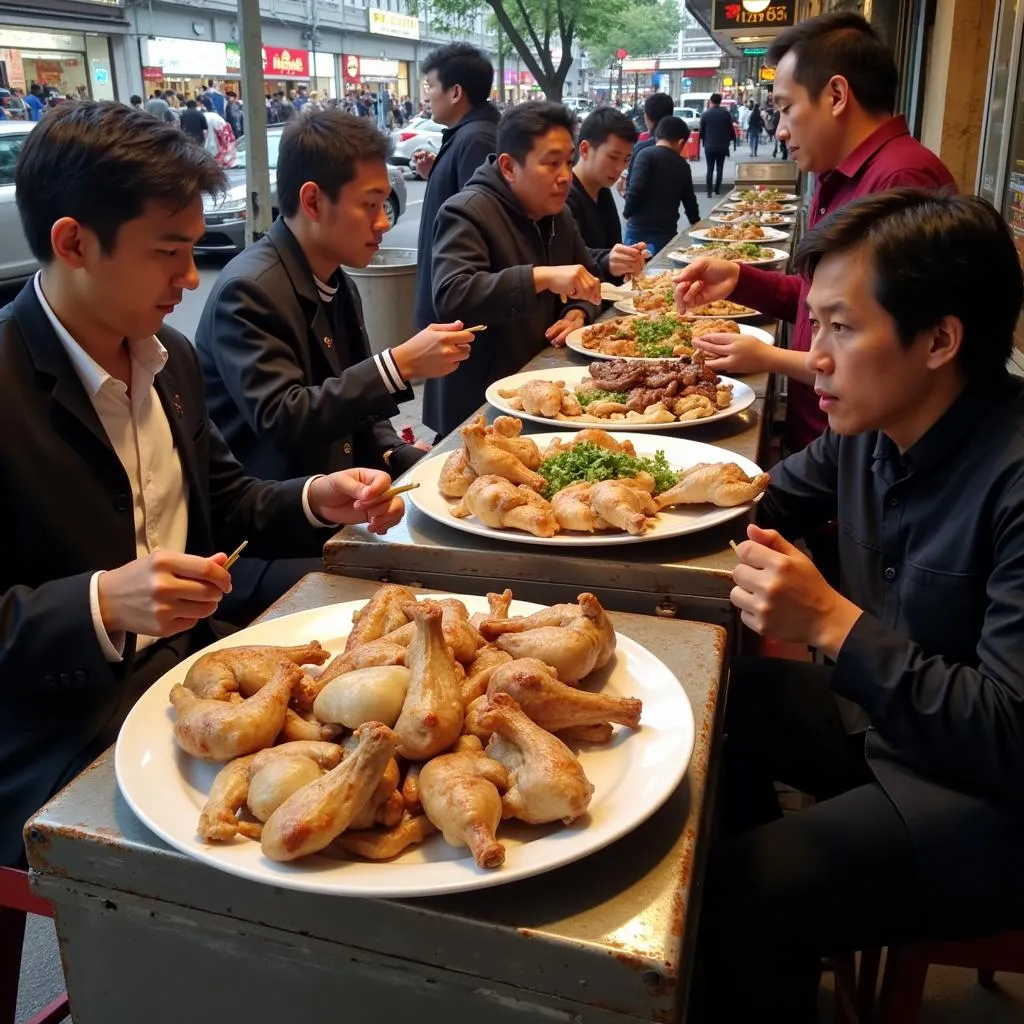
[699,92,734,197]
[748,104,764,157]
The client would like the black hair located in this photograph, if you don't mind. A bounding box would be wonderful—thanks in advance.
[15,100,225,262]
[578,106,638,149]
[710,92,722,105]
[643,92,674,125]
[654,116,689,143]
[497,101,575,165]
[185,99,197,109]
[276,108,391,218]
[767,11,898,116]
[30,83,41,95]
[421,43,494,107]
[129,94,142,106]
[793,189,1022,383]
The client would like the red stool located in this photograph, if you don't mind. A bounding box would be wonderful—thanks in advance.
[0,867,69,1024]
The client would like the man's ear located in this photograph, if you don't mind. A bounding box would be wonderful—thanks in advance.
[497,152,517,182]
[923,314,963,371]
[828,74,851,118]
[50,217,92,269]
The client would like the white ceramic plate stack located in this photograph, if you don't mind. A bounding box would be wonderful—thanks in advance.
[115,595,695,897]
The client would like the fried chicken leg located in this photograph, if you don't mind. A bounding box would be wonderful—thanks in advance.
[655,462,771,508]
[183,642,329,701]
[461,420,546,490]
[451,475,559,538]
[328,814,437,861]
[345,584,417,652]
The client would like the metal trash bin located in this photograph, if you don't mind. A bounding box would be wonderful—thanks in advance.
[344,247,417,356]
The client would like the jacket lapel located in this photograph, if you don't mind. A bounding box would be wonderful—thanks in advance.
[265,218,343,376]
[153,359,203,501]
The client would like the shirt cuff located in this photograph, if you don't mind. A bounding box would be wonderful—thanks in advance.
[302,475,336,529]
[374,349,408,394]
[90,571,126,663]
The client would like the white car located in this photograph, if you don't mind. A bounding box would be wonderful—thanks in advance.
[388,117,445,177]
[0,120,38,286]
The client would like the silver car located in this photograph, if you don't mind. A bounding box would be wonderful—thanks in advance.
[198,124,407,254]
[0,120,38,286]
[388,117,445,177]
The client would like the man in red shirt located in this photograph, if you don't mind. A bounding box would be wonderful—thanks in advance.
[674,12,955,455]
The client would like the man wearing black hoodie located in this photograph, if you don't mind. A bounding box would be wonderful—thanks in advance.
[426,102,601,437]
[414,44,501,331]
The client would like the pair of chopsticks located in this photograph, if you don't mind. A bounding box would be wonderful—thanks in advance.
[466,324,487,333]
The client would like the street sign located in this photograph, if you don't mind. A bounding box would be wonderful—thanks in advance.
[742,47,768,56]
[759,66,776,81]
[683,77,692,90]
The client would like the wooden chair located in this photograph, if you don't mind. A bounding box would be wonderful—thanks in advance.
[0,867,69,1024]
[833,932,1024,1023]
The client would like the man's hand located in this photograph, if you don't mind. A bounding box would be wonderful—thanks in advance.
[673,258,741,312]
[545,309,586,347]
[608,242,648,280]
[730,524,862,659]
[534,265,601,305]
[392,321,475,381]
[308,468,406,535]
[412,149,436,179]
[97,551,233,639]
[615,174,627,196]
[693,332,773,375]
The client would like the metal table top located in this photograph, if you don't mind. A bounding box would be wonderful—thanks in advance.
[26,572,728,1023]
[324,220,784,613]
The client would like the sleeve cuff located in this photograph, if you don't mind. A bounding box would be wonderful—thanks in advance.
[301,475,335,529]
[374,350,409,394]
[90,571,126,663]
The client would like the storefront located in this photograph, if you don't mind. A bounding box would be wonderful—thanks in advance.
[0,25,115,101]
[342,54,410,107]
[140,37,231,101]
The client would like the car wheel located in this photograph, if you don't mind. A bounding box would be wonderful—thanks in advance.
[384,193,399,228]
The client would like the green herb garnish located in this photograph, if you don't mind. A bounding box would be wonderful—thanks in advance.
[577,388,629,408]
[538,442,680,500]
[631,315,693,358]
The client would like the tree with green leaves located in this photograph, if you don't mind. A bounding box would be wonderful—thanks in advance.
[411,0,665,101]
[584,0,682,77]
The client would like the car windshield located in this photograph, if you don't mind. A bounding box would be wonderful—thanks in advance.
[233,131,282,170]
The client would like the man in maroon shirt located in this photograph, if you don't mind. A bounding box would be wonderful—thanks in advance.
[674,12,955,455]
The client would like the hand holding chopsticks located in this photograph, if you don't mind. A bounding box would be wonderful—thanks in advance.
[391,320,479,380]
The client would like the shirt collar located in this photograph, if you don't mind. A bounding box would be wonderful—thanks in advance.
[33,271,168,397]
[830,115,911,183]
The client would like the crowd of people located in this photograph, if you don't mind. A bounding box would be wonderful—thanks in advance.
[2,12,1024,1021]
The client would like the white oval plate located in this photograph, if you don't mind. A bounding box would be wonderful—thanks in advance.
[115,595,695,898]
[666,245,788,267]
[566,319,774,360]
[408,432,765,547]
[612,298,762,318]
[689,226,791,243]
[722,202,798,214]
[486,365,756,431]
[727,190,799,202]
[709,212,795,226]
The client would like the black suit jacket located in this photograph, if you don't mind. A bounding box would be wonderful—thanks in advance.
[196,218,421,481]
[0,282,328,865]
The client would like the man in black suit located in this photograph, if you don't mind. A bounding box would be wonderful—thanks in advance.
[196,110,474,615]
[0,102,405,867]
[698,92,734,198]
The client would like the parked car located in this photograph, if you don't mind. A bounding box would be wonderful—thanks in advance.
[387,116,445,177]
[198,124,407,254]
[0,121,38,286]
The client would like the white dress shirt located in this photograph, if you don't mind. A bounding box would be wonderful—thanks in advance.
[34,273,189,660]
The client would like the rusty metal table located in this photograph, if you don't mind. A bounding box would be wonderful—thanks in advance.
[26,572,727,1024]
[323,219,783,625]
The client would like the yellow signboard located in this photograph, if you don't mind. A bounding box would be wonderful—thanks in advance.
[759,66,776,82]
[368,9,420,40]
[723,76,734,87]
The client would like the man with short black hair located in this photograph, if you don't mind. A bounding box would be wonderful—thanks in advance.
[225,90,244,138]
[24,83,44,122]
[618,91,674,194]
[623,115,700,255]
[698,92,733,198]
[413,43,500,331]
[697,188,1024,1017]
[145,89,175,124]
[566,107,646,283]
[0,102,405,866]
[179,99,207,146]
[129,94,144,110]
[197,110,473,611]
[677,12,955,457]
[427,101,601,436]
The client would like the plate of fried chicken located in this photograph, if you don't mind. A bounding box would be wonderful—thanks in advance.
[115,586,694,896]
[404,418,769,545]
[487,361,756,429]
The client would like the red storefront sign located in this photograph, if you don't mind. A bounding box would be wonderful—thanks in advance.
[142,65,164,81]
[343,53,361,84]
[262,45,309,79]
[688,67,717,77]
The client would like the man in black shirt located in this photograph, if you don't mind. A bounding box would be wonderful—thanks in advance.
[699,92,734,197]
[179,99,207,146]
[623,116,700,255]
[617,91,673,196]
[566,107,647,283]
[413,43,500,330]
[696,190,1024,1017]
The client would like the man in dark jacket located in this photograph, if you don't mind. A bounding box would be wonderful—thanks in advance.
[617,91,673,196]
[426,102,601,437]
[196,111,473,610]
[0,102,405,867]
[413,43,500,330]
[699,92,734,197]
